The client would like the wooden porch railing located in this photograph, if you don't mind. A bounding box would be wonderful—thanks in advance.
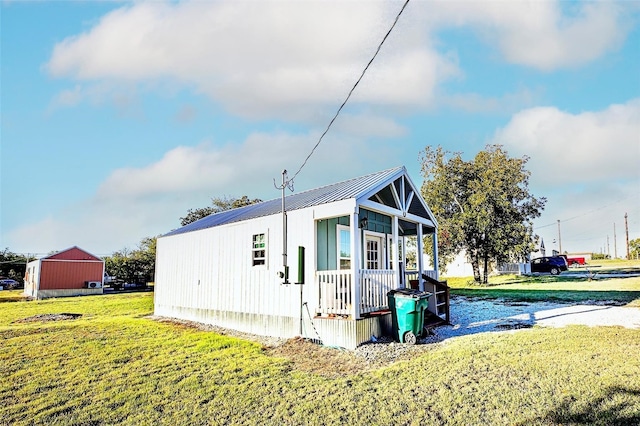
[317,271,352,315]
[317,269,441,317]
[360,269,396,314]
[405,269,437,283]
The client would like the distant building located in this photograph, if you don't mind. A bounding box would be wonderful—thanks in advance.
[24,246,104,299]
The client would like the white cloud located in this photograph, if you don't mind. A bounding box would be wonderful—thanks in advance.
[497,2,629,70]
[493,99,640,187]
[45,1,635,122]
[493,99,640,253]
[46,1,456,121]
[51,84,84,108]
[97,122,405,203]
[47,81,142,117]
[4,207,165,256]
[94,132,331,201]
[532,180,640,255]
[6,124,404,254]
[419,1,633,71]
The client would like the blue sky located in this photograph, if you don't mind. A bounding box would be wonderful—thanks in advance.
[2,0,639,258]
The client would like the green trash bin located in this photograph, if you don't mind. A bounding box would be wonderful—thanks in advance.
[387,288,431,344]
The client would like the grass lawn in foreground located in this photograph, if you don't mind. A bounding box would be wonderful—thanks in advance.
[1,290,639,425]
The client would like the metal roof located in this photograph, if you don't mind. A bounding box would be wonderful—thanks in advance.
[164,167,405,237]
[43,246,103,261]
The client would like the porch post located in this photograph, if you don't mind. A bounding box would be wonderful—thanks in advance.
[401,236,406,273]
[392,216,399,289]
[351,210,361,319]
[417,223,424,291]
[432,230,439,280]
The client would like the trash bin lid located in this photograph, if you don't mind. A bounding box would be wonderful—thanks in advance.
[388,288,432,299]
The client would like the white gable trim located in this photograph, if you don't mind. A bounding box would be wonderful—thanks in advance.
[354,168,437,227]
[402,170,439,228]
[358,199,435,228]
[355,167,405,203]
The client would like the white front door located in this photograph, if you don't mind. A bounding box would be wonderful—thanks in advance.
[365,234,384,270]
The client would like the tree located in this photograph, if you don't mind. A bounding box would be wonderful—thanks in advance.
[0,248,31,284]
[630,238,640,259]
[180,195,262,226]
[420,145,546,284]
[104,237,157,285]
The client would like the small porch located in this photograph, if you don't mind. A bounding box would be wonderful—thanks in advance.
[312,171,448,333]
[316,268,448,321]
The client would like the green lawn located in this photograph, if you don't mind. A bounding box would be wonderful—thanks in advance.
[444,260,640,307]
[1,290,639,425]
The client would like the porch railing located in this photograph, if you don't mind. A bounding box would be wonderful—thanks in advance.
[360,269,396,314]
[405,270,419,284]
[405,270,437,288]
[404,271,437,282]
[317,269,440,317]
[317,270,353,315]
[316,269,398,317]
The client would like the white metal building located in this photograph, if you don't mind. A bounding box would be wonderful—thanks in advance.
[154,167,446,349]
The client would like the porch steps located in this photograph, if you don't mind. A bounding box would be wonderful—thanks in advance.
[424,311,449,328]
[422,274,450,324]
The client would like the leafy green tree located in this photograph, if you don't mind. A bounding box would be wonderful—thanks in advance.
[420,145,546,284]
[180,195,262,226]
[134,237,157,283]
[180,207,216,226]
[104,237,157,285]
[630,238,640,259]
[0,248,32,284]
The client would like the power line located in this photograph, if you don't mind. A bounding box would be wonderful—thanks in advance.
[283,0,411,187]
[534,195,630,230]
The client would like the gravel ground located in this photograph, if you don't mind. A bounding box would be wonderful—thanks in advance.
[354,296,640,365]
[152,298,640,368]
[431,295,640,341]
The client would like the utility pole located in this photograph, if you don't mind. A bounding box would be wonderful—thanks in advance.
[279,170,290,284]
[614,223,618,259]
[607,236,610,258]
[625,213,630,260]
[557,220,562,254]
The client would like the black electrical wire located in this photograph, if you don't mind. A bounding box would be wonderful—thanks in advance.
[534,195,631,230]
[285,0,411,186]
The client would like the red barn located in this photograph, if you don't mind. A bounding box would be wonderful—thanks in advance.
[24,246,105,299]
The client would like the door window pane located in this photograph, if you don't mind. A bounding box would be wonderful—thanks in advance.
[366,239,380,269]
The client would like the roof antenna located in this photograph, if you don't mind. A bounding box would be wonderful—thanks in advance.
[274,170,294,284]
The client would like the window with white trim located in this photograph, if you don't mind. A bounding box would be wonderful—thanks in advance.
[252,233,266,266]
[336,225,351,270]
